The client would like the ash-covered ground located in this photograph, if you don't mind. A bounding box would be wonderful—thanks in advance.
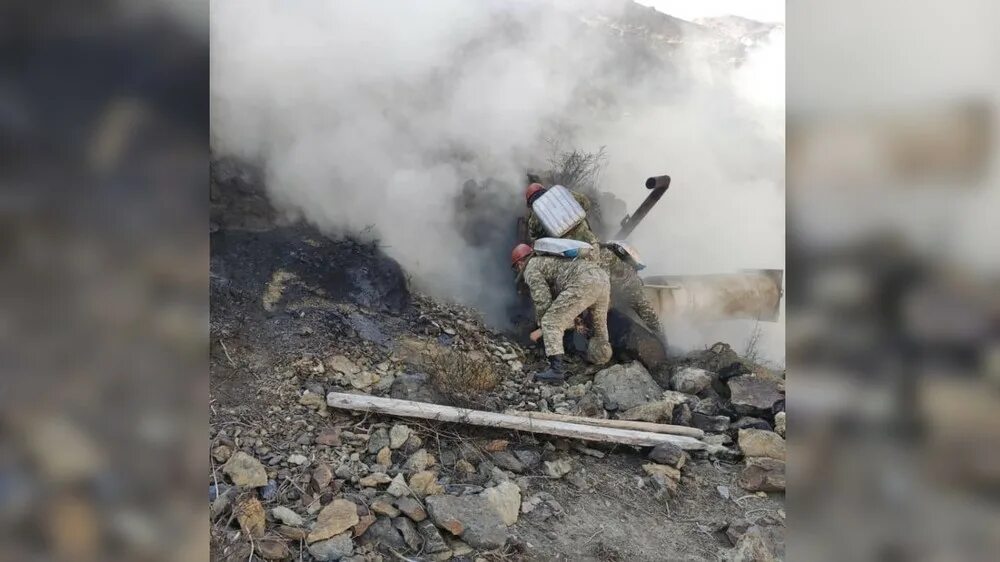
[209,164,786,561]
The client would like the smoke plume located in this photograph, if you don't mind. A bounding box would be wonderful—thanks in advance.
[211,0,785,362]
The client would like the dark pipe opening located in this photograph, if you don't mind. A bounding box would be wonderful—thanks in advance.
[645,175,671,190]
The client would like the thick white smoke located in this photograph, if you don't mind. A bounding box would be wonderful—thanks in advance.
[211,0,785,363]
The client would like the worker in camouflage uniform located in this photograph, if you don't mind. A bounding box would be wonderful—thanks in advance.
[524,183,600,246]
[596,245,664,336]
[510,243,612,383]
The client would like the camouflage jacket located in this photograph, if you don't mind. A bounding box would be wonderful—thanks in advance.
[522,255,607,323]
[527,190,600,245]
[595,246,636,282]
[596,246,662,333]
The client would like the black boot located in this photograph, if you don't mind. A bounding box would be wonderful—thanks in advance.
[534,354,568,383]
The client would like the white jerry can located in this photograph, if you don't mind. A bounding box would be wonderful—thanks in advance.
[531,185,586,237]
[533,237,594,259]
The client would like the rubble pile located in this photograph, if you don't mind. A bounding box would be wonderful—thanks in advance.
[211,281,785,561]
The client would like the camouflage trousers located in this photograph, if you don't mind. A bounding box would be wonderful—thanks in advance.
[613,268,663,336]
[541,269,611,364]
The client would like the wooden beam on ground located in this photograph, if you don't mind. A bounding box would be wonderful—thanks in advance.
[327,392,705,450]
[503,410,704,439]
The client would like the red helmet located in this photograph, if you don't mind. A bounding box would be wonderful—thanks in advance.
[524,183,545,204]
[510,243,533,266]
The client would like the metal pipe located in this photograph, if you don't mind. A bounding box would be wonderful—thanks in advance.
[613,175,671,239]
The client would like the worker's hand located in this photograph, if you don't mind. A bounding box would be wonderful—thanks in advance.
[529,328,542,342]
[574,317,591,336]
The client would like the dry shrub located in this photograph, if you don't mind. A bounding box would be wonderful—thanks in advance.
[394,335,499,406]
[426,348,499,405]
[546,142,608,191]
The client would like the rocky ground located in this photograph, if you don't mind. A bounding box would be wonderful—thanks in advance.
[209,167,786,561]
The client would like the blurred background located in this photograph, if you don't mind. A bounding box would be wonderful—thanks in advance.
[0,1,208,560]
[0,0,998,560]
[787,0,1000,560]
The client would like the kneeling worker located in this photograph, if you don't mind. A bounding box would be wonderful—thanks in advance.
[597,244,664,336]
[510,243,612,383]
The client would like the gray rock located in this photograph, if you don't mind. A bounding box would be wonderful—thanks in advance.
[307,532,354,561]
[737,429,785,461]
[565,471,588,489]
[368,428,390,455]
[394,496,427,522]
[619,400,676,423]
[271,506,304,527]
[648,473,677,500]
[774,411,786,437]
[389,425,411,449]
[731,417,773,432]
[373,372,395,394]
[708,445,743,463]
[738,457,786,492]
[730,525,784,561]
[521,492,563,521]
[439,449,457,467]
[543,458,573,478]
[386,473,408,497]
[489,451,524,473]
[404,449,431,472]
[575,392,606,417]
[426,494,507,550]
[211,486,237,519]
[417,519,451,555]
[648,443,684,467]
[728,375,783,416]
[592,362,663,411]
[693,396,721,416]
[390,373,443,403]
[686,342,747,375]
[513,449,541,468]
[671,367,713,394]
[691,413,731,432]
[490,466,512,483]
[222,452,268,487]
[392,517,423,551]
[328,355,360,375]
[704,434,733,446]
[482,481,521,525]
[519,494,543,515]
[335,463,357,480]
[672,402,692,426]
[361,516,406,550]
[401,434,423,455]
[661,390,699,407]
[259,479,278,501]
[725,518,751,546]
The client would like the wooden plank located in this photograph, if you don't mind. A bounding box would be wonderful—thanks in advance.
[503,410,704,438]
[326,392,705,450]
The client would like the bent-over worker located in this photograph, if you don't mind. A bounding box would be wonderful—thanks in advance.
[511,243,612,383]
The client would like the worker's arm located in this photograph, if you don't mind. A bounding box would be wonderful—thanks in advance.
[526,213,544,242]
[522,260,552,324]
[573,191,592,213]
